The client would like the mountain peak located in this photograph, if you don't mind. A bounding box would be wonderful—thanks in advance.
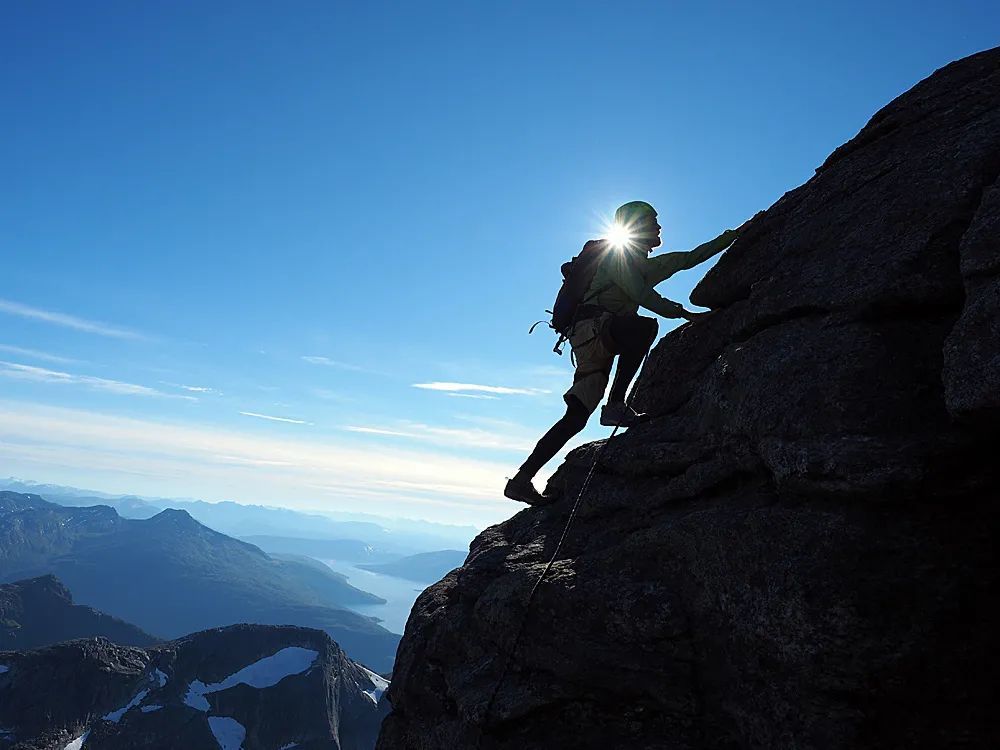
[14,574,72,602]
[0,491,55,513]
[146,508,199,526]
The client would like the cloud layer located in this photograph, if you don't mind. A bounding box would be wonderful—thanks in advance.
[0,361,189,399]
[0,344,81,365]
[0,400,519,527]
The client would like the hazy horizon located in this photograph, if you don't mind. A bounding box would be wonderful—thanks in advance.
[0,474,481,533]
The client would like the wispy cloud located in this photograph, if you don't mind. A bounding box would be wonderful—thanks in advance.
[344,420,533,452]
[161,382,221,395]
[0,298,144,340]
[213,455,294,467]
[0,344,82,365]
[372,478,497,496]
[239,411,311,425]
[301,356,370,372]
[0,361,191,399]
[412,382,550,396]
[447,393,500,400]
[346,426,414,438]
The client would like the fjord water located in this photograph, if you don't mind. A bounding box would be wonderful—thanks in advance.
[321,559,426,635]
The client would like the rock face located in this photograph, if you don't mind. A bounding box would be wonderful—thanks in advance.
[378,48,1000,749]
[0,575,159,650]
[0,624,389,750]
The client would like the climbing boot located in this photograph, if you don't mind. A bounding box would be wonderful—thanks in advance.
[504,474,553,506]
[600,401,645,427]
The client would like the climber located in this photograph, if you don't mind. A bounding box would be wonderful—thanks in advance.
[505,200,751,506]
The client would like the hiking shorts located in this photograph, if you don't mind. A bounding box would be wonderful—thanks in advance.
[564,313,615,414]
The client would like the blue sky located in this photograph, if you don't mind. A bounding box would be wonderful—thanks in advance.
[2,1,997,527]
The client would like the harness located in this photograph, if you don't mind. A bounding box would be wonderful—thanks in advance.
[530,283,614,355]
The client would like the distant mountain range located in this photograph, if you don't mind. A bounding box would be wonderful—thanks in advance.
[1,575,159,650]
[357,550,468,583]
[0,623,387,749]
[0,491,399,671]
[0,477,477,554]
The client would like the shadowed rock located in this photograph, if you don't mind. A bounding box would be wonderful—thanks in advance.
[0,624,389,750]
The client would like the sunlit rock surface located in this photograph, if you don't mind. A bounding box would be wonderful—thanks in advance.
[377,48,999,750]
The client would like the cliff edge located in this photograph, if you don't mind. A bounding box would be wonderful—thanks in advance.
[379,48,1000,750]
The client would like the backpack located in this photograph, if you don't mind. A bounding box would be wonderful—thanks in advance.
[531,239,612,354]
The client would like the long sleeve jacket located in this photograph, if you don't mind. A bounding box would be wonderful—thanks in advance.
[584,229,738,317]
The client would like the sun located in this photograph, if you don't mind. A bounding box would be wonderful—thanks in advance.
[604,221,635,250]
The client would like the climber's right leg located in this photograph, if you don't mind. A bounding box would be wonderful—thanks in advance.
[601,315,658,426]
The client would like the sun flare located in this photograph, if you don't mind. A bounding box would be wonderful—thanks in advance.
[605,222,634,250]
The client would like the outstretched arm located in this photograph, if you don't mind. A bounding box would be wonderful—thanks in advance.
[645,228,739,285]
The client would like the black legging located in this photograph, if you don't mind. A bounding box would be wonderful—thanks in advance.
[517,314,658,479]
[607,314,659,403]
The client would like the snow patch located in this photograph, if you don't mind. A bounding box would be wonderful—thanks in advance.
[154,668,168,687]
[140,704,162,713]
[183,680,211,711]
[0,665,8,674]
[359,665,389,705]
[183,647,319,713]
[63,730,90,750]
[209,647,318,690]
[279,744,299,749]
[102,689,149,723]
[207,716,245,750]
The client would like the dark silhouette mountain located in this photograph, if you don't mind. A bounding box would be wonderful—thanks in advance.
[357,550,467,583]
[0,575,158,650]
[0,491,399,671]
[0,623,388,749]
[378,48,1000,749]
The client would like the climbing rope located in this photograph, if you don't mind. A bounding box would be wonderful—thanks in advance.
[474,351,651,748]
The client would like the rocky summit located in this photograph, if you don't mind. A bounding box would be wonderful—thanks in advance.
[377,48,1000,749]
[0,624,389,750]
